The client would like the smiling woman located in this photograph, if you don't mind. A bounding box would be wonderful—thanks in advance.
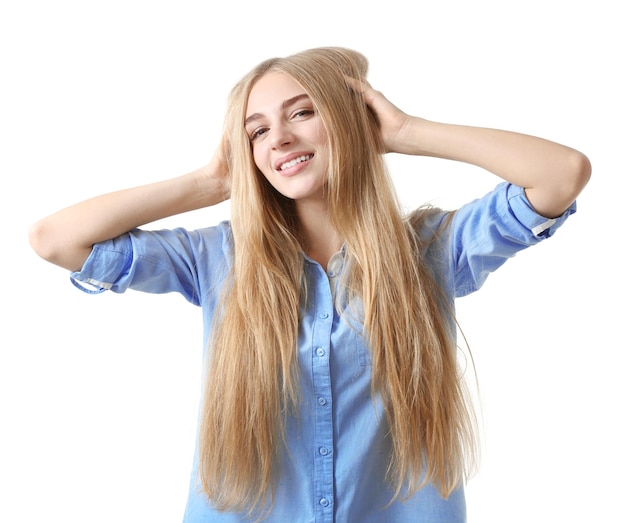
[245,73,330,210]
[28,46,590,523]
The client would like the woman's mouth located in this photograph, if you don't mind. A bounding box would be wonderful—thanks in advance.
[278,154,314,172]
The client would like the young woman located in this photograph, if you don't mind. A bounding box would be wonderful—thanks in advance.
[29,47,591,522]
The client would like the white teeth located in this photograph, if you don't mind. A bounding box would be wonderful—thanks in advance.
[279,154,313,171]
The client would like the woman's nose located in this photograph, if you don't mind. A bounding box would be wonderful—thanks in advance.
[270,124,294,149]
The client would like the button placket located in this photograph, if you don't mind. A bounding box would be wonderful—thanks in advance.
[310,263,335,521]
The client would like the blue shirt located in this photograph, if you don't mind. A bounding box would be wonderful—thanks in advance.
[71,183,575,522]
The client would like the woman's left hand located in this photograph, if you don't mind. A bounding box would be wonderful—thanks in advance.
[348,78,425,155]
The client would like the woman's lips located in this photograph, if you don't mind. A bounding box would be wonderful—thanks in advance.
[276,153,314,175]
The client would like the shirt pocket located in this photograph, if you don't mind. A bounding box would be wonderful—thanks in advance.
[349,325,372,366]
[338,299,372,367]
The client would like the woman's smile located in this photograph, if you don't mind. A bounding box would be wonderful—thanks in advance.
[275,153,315,175]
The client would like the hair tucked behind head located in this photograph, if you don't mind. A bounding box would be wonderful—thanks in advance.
[198,47,477,518]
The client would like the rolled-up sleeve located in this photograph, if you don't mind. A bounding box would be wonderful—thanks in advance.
[70,223,232,306]
[452,183,576,297]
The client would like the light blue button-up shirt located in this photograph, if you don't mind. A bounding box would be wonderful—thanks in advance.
[71,183,575,522]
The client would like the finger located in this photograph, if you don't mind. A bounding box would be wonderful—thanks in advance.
[345,76,381,104]
[344,75,370,92]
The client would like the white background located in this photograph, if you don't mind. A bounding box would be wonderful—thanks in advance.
[1,0,623,521]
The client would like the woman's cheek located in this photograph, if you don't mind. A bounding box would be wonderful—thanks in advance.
[252,150,268,179]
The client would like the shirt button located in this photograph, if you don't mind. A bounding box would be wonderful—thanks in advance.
[320,498,330,507]
[319,447,329,456]
[319,312,329,319]
[316,347,325,357]
[328,270,336,277]
[318,397,327,406]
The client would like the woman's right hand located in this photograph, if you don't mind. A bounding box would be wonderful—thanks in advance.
[198,137,231,203]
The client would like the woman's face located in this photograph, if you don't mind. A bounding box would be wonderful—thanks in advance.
[244,72,329,203]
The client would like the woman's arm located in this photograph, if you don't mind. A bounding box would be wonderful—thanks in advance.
[29,147,230,272]
[356,81,592,218]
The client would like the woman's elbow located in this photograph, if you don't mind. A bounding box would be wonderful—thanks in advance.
[29,218,56,262]
[528,149,592,218]
[28,218,70,265]
[554,149,592,209]
[570,149,592,196]
[28,218,86,270]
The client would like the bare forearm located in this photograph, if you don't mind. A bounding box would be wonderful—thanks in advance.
[401,118,591,217]
[29,166,229,271]
[354,81,591,217]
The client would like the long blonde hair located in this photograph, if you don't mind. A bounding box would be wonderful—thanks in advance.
[198,47,477,517]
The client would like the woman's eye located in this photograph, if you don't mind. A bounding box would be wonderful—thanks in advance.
[293,109,314,118]
[250,127,268,141]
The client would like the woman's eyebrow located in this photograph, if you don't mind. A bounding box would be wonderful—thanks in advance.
[244,93,311,127]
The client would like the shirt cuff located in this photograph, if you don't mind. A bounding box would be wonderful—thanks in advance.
[69,234,134,294]
[507,184,577,239]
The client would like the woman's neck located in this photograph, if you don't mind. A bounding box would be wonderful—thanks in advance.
[296,199,341,270]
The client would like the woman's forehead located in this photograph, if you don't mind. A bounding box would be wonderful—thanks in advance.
[246,72,309,117]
